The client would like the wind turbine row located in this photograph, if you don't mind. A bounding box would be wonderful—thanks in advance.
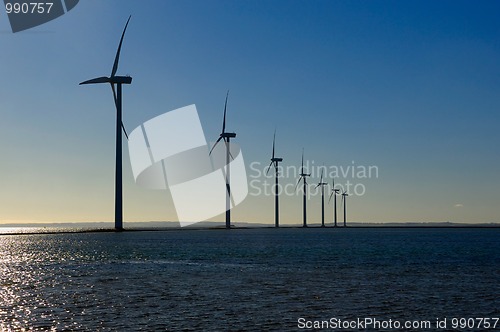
[79,16,346,230]
[267,134,350,228]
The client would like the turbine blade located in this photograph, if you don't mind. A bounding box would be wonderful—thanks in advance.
[272,129,276,159]
[266,161,273,175]
[328,192,334,203]
[209,136,223,155]
[111,84,118,108]
[320,168,324,184]
[295,177,302,191]
[80,77,110,85]
[111,15,131,77]
[122,122,129,140]
[224,139,235,160]
[109,84,128,139]
[222,90,229,133]
[301,148,304,173]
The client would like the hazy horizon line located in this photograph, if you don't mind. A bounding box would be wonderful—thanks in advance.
[1,220,498,227]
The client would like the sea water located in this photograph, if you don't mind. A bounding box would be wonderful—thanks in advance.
[0,228,498,330]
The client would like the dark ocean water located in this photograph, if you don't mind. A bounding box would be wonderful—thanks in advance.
[0,228,498,330]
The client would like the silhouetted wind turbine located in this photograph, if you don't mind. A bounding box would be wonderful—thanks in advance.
[295,149,310,227]
[328,178,340,227]
[79,16,132,231]
[315,167,327,227]
[266,130,283,228]
[209,91,236,229]
[341,191,349,227]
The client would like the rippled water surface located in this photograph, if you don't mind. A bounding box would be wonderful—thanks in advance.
[0,228,498,330]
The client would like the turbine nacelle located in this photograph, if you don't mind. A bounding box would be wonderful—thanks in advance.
[111,76,132,84]
[271,157,283,162]
[221,132,236,138]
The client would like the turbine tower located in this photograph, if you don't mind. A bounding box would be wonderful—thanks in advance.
[80,16,132,231]
[210,91,236,229]
[266,130,283,228]
[295,150,310,227]
[328,179,340,227]
[341,191,349,227]
[315,167,327,227]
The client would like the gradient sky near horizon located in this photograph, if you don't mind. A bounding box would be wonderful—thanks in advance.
[0,0,499,225]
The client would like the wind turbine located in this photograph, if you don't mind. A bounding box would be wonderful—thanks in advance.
[295,149,310,227]
[79,16,132,231]
[266,130,283,228]
[209,91,236,229]
[341,191,349,227]
[328,179,340,227]
[315,167,327,227]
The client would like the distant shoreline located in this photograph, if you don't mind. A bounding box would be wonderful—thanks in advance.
[1,223,498,236]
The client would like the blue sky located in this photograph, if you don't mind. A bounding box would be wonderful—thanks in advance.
[0,0,499,224]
